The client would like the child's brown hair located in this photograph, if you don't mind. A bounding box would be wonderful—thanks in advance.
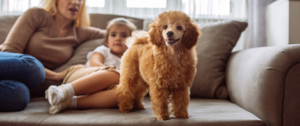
[104,18,137,43]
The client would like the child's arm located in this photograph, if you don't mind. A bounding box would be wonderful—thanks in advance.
[89,52,106,67]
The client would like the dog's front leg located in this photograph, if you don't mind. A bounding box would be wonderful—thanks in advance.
[170,87,190,119]
[149,84,170,121]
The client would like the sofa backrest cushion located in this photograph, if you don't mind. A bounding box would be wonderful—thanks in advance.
[54,38,105,72]
[0,13,144,45]
[90,13,144,30]
[191,20,248,99]
[0,15,19,44]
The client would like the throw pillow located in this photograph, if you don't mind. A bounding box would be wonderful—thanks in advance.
[54,38,105,72]
[191,20,248,99]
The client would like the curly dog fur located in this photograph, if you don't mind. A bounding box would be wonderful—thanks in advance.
[116,11,201,121]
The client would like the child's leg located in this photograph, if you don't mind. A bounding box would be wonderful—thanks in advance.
[49,89,117,114]
[77,89,117,109]
[46,71,119,106]
[71,71,119,95]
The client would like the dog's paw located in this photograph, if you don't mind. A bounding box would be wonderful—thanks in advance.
[175,115,189,119]
[157,115,169,121]
[119,108,131,113]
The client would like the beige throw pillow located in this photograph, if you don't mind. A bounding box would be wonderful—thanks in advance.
[54,38,105,72]
[191,20,248,99]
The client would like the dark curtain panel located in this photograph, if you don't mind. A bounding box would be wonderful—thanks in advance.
[246,0,276,48]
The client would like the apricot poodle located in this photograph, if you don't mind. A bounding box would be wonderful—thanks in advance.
[116,11,201,121]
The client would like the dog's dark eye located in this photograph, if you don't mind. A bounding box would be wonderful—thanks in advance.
[163,25,167,29]
[177,26,182,30]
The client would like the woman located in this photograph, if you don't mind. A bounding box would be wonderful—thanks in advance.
[0,0,106,112]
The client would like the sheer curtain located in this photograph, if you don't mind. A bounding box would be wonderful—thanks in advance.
[0,0,247,22]
[246,0,276,49]
[0,0,40,15]
[181,0,247,51]
[0,0,247,51]
[87,0,182,19]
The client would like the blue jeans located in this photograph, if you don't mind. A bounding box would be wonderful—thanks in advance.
[0,52,45,112]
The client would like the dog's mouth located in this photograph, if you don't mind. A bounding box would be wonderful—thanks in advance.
[166,38,180,45]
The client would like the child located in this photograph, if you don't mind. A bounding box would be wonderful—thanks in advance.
[45,18,137,114]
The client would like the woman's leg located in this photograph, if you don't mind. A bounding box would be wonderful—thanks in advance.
[0,52,45,112]
[0,80,30,112]
[0,52,45,88]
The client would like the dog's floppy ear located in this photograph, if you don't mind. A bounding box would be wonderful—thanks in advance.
[182,21,201,49]
[148,21,163,48]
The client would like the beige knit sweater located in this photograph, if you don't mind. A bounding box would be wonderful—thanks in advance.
[0,8,106,69]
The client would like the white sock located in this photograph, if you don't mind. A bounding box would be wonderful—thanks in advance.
[49,96,77,114]
[45,83,75,106]
[63,83,75,98]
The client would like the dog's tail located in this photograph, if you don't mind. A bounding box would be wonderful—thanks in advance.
[125,31,149,48]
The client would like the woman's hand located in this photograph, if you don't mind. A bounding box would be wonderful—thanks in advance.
[52,70,68,82]
[45,68,69,82]
[45,64,86,81]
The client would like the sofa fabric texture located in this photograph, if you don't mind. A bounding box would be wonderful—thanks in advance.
[0,97,265,126]
[226,45,300,126]
[0,15,18,44]
[284,63,300,126]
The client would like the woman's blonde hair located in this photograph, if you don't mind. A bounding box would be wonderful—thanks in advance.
[105,18,137,43]
[41,0,90,27]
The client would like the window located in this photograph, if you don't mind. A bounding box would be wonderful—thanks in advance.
[127,0,166,8]
[182,0,231,16]
[0,0,40,15]
[0,0,245,22]
[86,0,105,7]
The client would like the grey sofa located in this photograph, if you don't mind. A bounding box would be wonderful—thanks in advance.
[0,13,300,126]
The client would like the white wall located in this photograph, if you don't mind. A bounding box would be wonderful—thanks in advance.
[266,0,300,46]
[266,0,289,46]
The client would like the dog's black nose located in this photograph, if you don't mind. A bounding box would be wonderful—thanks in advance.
[167,31,173,37]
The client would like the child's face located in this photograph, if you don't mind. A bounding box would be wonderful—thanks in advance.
[106,24,130,58]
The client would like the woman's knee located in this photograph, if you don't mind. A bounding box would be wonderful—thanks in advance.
[19,54,45,87]
[20,54,45,77]
[0,52,44,88]
[0,80,30,112]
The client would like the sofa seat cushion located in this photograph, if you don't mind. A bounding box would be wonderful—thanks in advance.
[0,97,264,126]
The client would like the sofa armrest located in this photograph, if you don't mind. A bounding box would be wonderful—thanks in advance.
[226,45,300,126]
